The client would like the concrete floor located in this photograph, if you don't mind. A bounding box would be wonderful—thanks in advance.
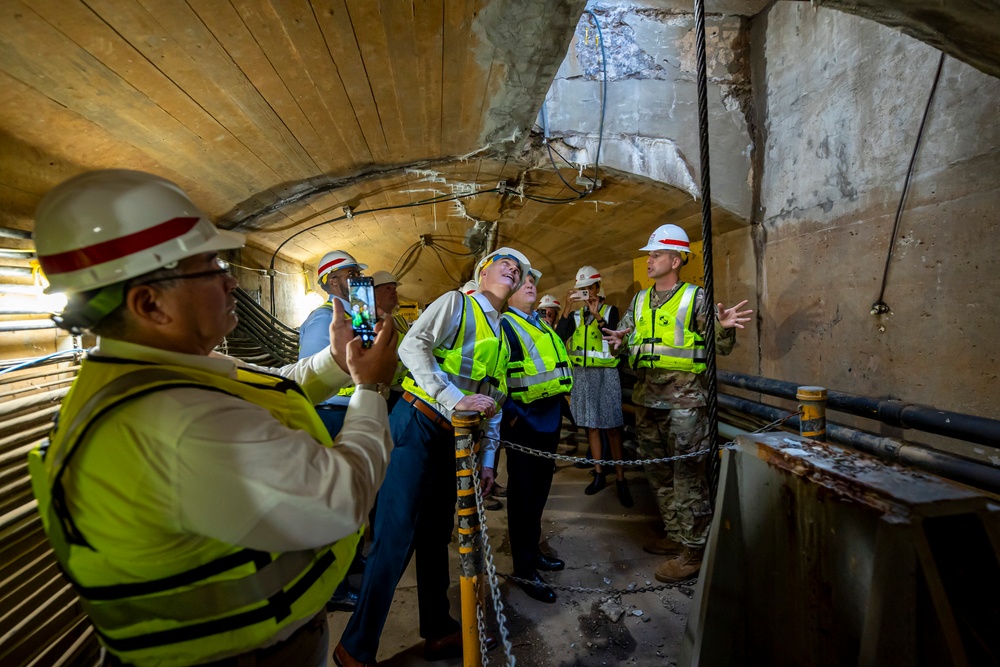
[326,452,693,667]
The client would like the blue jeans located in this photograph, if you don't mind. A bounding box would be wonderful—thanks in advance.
[338,400,460,662]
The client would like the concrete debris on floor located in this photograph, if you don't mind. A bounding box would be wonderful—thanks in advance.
[327,456,691,666]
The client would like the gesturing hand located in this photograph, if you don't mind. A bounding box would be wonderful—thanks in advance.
[602,326,632,351]
[455,393,498,419]
[717,300,754,329]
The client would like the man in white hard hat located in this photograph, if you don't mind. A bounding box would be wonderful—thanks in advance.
[603,223,752,583]
[28,170,398,667]
[335,248,529,667]
[300,250,370,437]
[499,266,573,604]
[536,294,562,328]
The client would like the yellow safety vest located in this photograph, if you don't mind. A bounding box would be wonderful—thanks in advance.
[401,294,509,405]
[568,303,618,368]
[501,311,573,404]
[28,356,361,667]
[391,312,410,387]
[627,283,707,373]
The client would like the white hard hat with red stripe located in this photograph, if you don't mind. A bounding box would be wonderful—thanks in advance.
[574,265,601,288]
[35,170,245,295]
[639,224,691,253]
[461,280,478,295]
[538,294,561,310]
[317,250,367,280]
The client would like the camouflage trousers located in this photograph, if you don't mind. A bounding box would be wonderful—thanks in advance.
[635,405,712,549]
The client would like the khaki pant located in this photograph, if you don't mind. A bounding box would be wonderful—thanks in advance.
[635,405,712,549]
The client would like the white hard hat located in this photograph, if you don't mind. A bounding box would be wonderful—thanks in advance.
[318,250,367,279]
[371,270,400,287]
[574,265,602,288]
[474,247,531,292]
[639,224,691,253]
[527,267,542,281]
[538,294,561,310]
[461,280,478,295]
[35,170,244,295]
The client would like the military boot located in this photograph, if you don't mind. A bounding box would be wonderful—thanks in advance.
[642,535,685,556]
[654,547,703,583]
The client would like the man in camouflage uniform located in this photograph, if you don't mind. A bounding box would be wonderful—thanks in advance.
[604,224,751,582]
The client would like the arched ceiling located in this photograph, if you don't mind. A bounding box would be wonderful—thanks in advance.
[226,157,745,302]
[2,0,997,306]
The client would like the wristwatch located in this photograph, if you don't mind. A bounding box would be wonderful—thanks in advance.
[356,383,391,400]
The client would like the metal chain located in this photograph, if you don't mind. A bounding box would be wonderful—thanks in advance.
[476,594,491,667]
[500,408,801,467]
[471,449,517,667]
[501,440,719,467]
[498,572,696,596]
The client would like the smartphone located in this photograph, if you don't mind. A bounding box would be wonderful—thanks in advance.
[347,276,377,348]
[570,289,590,301]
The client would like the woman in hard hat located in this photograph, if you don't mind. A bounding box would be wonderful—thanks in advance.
[555,266,632,507]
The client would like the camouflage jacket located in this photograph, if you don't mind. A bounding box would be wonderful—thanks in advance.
[617,283,735,410]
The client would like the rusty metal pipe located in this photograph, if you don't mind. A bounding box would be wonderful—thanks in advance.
[719,370,1000,448]
[719,393,1000,494]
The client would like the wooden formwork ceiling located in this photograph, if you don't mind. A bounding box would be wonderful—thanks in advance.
[229,158,745,302]
[0,0,749,305]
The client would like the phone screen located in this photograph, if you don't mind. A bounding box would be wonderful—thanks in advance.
[347,277,377,348]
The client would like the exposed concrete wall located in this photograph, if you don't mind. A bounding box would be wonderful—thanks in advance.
[541,2,755,218]
[753,3,1000,426]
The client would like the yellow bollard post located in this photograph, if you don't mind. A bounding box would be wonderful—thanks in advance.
[453,409,483,667]
[797,386,828,442]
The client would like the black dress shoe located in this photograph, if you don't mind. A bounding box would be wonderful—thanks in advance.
[424,630,497,661]
[616,479,634,508]
[326,587,359,612]
[515,572,556,603]
[584,473,606,495]
[535,552,565,571]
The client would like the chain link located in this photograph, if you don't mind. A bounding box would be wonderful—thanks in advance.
[471,449,517,667]
[501,440,722,466]
[500,407,801,467]
[461,408,800,665]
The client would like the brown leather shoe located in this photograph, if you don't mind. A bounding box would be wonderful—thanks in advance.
[333,642,376,667]
[424,630,498,661]
[654,547,703,583]
[643,535,685,556]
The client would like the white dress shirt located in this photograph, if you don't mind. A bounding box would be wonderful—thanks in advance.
[72,338,393,554]
[397,290,503,468]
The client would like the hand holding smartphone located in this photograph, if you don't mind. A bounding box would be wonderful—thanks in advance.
[569,288,589,302]
[346,276,378,348]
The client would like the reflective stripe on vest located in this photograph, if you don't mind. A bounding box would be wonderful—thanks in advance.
[501,312,573,403]
[567,303,618,368]
[27,357,360,666]
[627,283,707,373]
[401,294,508,405]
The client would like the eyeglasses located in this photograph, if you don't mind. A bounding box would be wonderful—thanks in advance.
[136,259,232,286]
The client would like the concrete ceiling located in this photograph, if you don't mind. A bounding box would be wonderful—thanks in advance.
[1,0,996,306]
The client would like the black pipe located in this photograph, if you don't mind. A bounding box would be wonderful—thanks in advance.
[718,394,1000,495]
[718,370,1000,448]
[0,226,32,240]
